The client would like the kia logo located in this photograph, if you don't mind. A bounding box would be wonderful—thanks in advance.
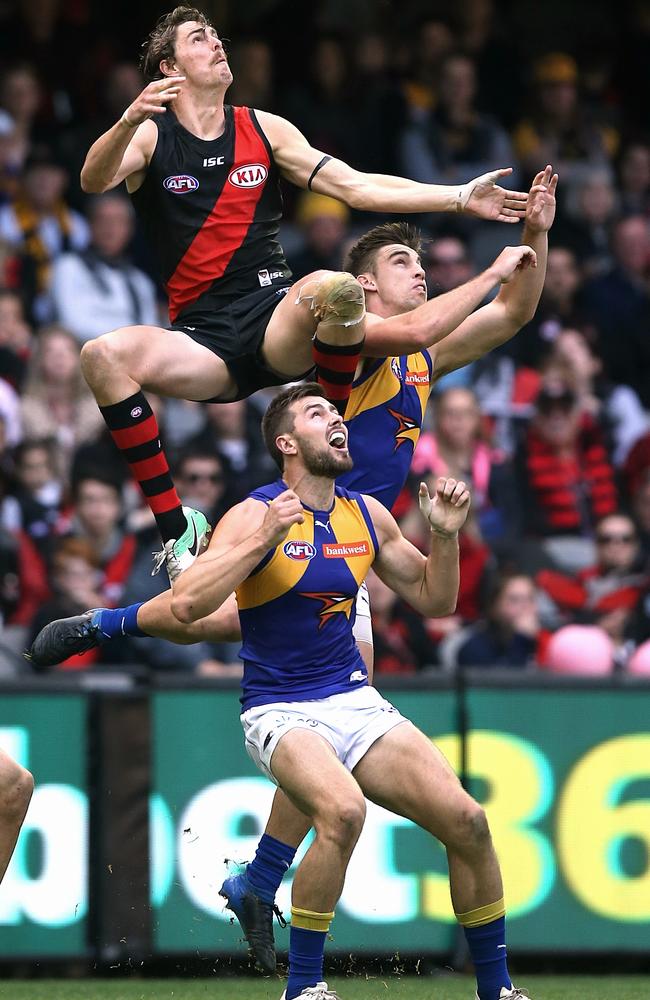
[283,540,316,561]
[228,163,268,188]
[163,174,199,194]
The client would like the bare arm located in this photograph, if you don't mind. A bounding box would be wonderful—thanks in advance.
[362,246,536,358]
[171,491,304,623]
[256,111,528,223]
[80,76,185,194]
[431,167,557,379]
[366,478,470,617]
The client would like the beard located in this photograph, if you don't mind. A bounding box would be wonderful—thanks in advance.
[300,438,354,478]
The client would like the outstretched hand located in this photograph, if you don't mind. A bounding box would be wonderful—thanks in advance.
[525,164,558,233]
[419,477,471,537]
[462,167,528,224]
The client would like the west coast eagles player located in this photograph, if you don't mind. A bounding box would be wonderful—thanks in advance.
[169,383,531,1000]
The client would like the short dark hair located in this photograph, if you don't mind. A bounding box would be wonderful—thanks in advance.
[262,382,326,470]
[140,6,212,81]
[71,469,122,501]
[344,222,422,277]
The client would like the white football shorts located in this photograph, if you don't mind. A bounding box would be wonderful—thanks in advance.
[241,685,407,783]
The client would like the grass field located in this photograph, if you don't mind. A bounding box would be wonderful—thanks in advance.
[0,977,647,1000]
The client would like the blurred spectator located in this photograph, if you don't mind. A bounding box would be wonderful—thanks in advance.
[517,376,618,568]
[0,378,22,449]
[580,215,650,405]
[547,328,648,466]
[49,193,158,342]
[349,34,404,175]
[187,401,276,500]
[20,326,103,476]
[449,572,543,669]
[288,193,349,278]
[58,471,138,608]
[280,37,357,165]
[57,63,144,211]
[631,470,650,564]
[400,52,514,187]
[513,52,618,181]
[537,513,649,649]
[174,450,230,526]
[365,570,433,674]
[8,438,62,540]
[0,288,31,388]
[412,387,519,545]
[617,141,650,217]
[227,39,274,111]
[425,235,477,389]
[27,537,105,670]
[0,64,43,191]
[552,167,617,278]
[456,0,523,128]
[511,246,587,367]
[401,18,455,119]
[0,146,89,322]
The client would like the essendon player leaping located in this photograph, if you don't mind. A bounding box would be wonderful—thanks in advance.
[80,5,529,582]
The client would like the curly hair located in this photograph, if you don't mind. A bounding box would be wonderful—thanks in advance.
[140,6,212,81]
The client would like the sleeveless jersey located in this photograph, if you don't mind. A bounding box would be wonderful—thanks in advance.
[339,351,433,509]
[131,105,291,322]
[237,480,378,709]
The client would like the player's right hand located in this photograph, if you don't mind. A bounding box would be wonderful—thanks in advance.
[122,76,186,127]
[261,490,305,547]
[491,244,537,284]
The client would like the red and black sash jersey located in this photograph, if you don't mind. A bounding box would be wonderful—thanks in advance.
[131,105,291,322]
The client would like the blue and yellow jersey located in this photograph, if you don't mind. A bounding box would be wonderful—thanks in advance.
[339,351,432,509]
[237,480,378,709]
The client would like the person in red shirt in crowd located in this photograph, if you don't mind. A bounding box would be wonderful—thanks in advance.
[517,375,618,570]
[536,513,650,661]
[364,569,433,675]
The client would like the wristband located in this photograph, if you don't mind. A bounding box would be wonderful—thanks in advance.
[120,111,136,128]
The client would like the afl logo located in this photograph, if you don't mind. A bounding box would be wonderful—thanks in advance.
[229,163,268,188]
[283,540,316,561]
[163,174,199,194]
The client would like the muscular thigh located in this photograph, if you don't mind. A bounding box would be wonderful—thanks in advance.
[271,727,363,821]
[352,721,474,842]
[261,271,330,377]
[102,325,237,400]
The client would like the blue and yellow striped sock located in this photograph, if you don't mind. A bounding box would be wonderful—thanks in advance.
[456,897,511,1000]
[285,906,333,1000]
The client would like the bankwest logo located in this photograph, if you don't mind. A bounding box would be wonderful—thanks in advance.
[405,370,429,384]
[228,163,268,188]
[323,541,370,558]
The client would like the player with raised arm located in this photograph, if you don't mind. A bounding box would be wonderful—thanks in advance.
[28,172,556,984]
[79,5,529,581]
[168,384,531,1000]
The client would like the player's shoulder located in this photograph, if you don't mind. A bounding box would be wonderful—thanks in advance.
[248,478,286,505]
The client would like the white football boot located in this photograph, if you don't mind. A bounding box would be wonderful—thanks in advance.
[280,983,340,1000]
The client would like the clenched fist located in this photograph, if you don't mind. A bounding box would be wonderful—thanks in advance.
[260,490,305,548]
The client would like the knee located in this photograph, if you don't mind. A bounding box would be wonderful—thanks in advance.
[317,794,366,850]
[0,762,34,821]
[80,333,124,382]
[449,800,491,855]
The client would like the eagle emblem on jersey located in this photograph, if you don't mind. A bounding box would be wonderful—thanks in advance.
[300,592,355,629]
[390,357,402,381]
[388,408,419,450]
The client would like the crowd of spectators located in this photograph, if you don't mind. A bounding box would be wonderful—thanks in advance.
[1,0,650,678]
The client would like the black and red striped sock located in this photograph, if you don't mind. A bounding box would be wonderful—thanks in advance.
[312,336,363,416]
[99,391,186,543]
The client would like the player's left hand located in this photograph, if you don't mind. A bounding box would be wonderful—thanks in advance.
[525,164,558,233]
[419,477,471,537]
[461,168,528,223]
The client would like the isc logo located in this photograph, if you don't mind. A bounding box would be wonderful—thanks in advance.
[229,163,268,188]
[283,540,316,561]
[163,174,199,194]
